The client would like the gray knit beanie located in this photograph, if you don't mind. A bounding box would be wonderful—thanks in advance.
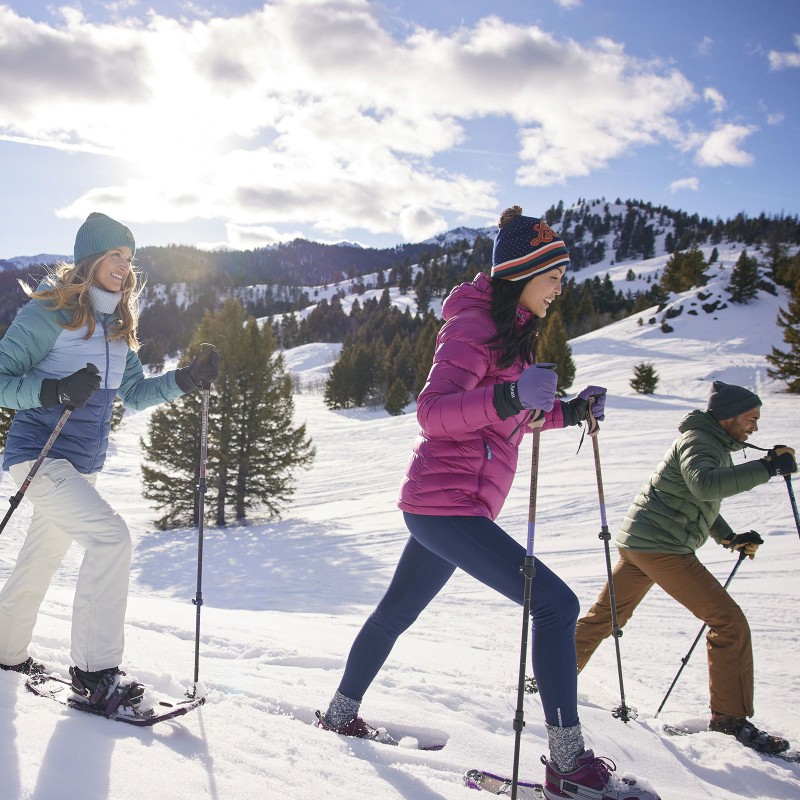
[706,381,761,421]
[74,212,136,264]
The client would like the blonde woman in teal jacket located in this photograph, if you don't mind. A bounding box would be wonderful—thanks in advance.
[0,213,219,716]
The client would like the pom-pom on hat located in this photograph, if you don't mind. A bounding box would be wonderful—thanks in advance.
[491,205,570,281]
[706,380,762,421]
[74,212,136,264]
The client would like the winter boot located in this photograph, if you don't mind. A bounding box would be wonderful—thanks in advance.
[315,710,398,745]
[541,750,661,800]
[709,713,790,754]
[0,657,47,676]
[70,666,146,714]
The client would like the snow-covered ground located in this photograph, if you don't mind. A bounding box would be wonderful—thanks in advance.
[0,258,798,800]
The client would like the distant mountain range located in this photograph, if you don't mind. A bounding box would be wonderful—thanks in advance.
[2,198,797,289]
[1,254,68,270]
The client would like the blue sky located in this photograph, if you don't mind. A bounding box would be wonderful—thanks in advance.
[1,0,798,258]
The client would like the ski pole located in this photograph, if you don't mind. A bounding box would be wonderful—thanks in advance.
[511,406,546,800]
[587,403,636,723]
[785,476,800,540]
[0,362,99,537]
[0,407,72,536]
[654,550,747,718]
[188,343,216,699]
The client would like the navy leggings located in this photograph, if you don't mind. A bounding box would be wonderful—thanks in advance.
[338,512,581,728]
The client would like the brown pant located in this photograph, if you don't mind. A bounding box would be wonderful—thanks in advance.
[575,549,753,718]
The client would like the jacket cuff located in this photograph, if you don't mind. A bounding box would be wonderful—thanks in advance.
[493,382,524,420]
[40,378,60,408]
[561,397,590,427]
[174,367,198,394]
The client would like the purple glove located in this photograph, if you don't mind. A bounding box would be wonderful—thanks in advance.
[578,385,607,421]
[514,363,558,412]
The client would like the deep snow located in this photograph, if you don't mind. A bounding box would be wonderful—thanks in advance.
[1,246,799,800]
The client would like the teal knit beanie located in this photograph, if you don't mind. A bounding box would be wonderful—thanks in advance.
[74,212,136,264]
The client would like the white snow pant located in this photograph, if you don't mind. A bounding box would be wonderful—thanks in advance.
[0,458,132,671]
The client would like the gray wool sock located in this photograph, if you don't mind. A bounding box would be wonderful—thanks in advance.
[546,722,586,773]
[324,690,361,728]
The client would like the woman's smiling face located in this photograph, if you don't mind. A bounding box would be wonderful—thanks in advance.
[92,247,133,293]
[518,267,565,317]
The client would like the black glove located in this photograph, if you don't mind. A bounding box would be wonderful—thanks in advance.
[40,363,101,409]
[561,386,607,427]
[176,346,221,393]
[761,445,797,477]
[722,530,763,559]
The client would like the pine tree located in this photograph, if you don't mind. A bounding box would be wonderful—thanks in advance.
[630,362,659,394]
[574,283,596,336]
[324,344,358,409]
[413,316,439,395]
[280,311,300,348]
[766,277,800,393]
[385,334,416,398]
[660,244,708,294]
[764,231,790,283]
[553,278,574,327]
[141,298,315,528]
[352,342,384,406]
[536,308,575,396]
[140,390,205,529]
[229,324,315,521]
[385,378,409,415]
[415,280,431,314]
[775,252,800,290]
[726,250,760,304]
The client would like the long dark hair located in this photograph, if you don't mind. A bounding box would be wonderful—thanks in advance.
[484,205,539,368]
[485,278,539,369]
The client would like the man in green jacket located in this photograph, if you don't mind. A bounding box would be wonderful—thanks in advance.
[575,381,797,753]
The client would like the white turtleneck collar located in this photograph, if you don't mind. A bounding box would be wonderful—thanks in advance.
[88,284,123,315]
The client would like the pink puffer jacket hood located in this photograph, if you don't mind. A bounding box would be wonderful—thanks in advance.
[398,273,563,520]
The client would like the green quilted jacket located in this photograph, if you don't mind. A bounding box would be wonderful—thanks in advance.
[616,410,770,554]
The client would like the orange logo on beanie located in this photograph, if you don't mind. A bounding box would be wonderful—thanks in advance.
[530,221,558,248]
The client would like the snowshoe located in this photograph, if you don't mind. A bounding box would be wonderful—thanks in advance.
[709,714,790,755]
[70,666,146,713]
[0,657,47,676]
[315,709,398,744]
[541,750,660,800]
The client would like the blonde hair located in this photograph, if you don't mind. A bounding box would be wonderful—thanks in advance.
[24,252,143,350]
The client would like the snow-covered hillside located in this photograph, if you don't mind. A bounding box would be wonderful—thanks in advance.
[0,254,798,800]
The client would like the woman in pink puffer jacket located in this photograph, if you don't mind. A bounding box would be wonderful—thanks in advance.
[397,268,563,520]
[317,207,658,800]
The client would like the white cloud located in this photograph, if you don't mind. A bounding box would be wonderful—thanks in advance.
[694,124,756,168]
[703,87,726,114]
[768,34,800,69]
[669,177,699,193]
[767,112,784,126]
[398,206,448,241]
[0,1,702,243]
[695,36,714,57]
[554,0,582,8]
[224,223,308,249]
